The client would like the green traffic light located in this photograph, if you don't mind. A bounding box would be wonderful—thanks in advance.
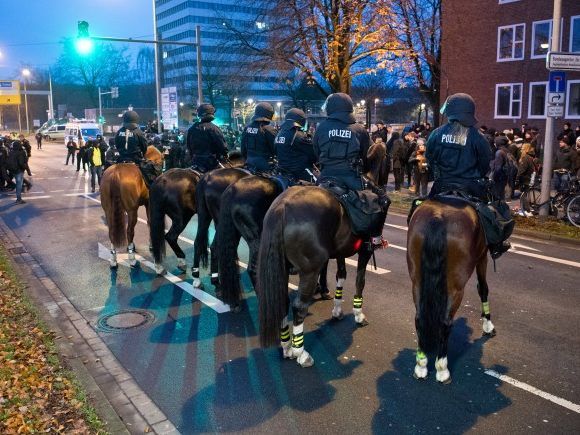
[75,38,93,55]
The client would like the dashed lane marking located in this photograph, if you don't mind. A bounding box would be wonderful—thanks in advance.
[485,370,580,414]
[97,242,230,313]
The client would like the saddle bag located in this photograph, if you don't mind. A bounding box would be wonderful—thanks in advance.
[475,200,515,246]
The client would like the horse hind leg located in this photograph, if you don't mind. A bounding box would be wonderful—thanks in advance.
[109,243,118,269]
[332,257,347,320]
[477,257,496,336]
[165,214,190,273]
[435,318,453,384]
[291,270,319,367]
[127,210,138,267]
[353,244,373,327]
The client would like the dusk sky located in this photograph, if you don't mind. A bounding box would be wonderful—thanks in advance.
[0,0,153,79]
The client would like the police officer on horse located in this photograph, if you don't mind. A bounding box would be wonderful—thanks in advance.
[425,92,512,258]
[114,110,158,186]
[241,102,277,173]
[275,108,317,182]
[186,103,228,172]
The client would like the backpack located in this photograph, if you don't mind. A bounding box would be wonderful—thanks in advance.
[503,150,518,182]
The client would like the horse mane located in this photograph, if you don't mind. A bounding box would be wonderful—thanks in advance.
[145,145,164,165]
[366,141,388,186]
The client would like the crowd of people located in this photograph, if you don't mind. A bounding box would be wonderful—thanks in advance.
[0,134,33,204]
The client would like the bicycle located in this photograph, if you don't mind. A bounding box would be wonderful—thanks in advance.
[519,170,580,227]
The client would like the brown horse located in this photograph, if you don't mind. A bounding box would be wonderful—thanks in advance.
[100,146,163,268]
[407,198,495,384]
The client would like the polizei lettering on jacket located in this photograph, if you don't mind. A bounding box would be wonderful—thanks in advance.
[441,134,467,146]
[246,127,259,134]
[328,129,352,139]
[275,136,286,144]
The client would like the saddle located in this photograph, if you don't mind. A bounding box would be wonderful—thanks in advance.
[320,180,388,237]
[408,191,514,247]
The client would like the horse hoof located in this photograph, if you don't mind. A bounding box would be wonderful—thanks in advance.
[177,263,187,272]
[319,291,332,301]
[331,311,343,321]
[192,278,202,288]
[436,372,452,384]
[356,318,369,327]
[483,329,497,337]
[297,351,314,368]
[282,345,294,359]
[413,365,428,380]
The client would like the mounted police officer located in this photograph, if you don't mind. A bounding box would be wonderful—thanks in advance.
[114,110,158,186]
[241,102,277,172]
[314,92,389,249]
[186,103,228,172]
[275,108,317,182]
[425,92,512,258]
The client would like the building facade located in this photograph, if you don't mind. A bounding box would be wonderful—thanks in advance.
[441,0,580,132]
[155,0,287,113]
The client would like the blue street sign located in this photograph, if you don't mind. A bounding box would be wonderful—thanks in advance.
[549,71,566,93]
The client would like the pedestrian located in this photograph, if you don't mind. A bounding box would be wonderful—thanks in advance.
[87,140,105,193]
[0,139,14,190]
[65,137,76,165]
[371,121,389,144]
[404,131,417,189]
[19,134,31,158]
[241,102,277,173]
[76,140,88,172]
[557,122,576,147]
[391,136,407,191]
[552,138,577,192]
[35,132,43,150]
[408,138,429,196]
[516,143,538,189]
[6,140,28,204]
[490,136,510,200]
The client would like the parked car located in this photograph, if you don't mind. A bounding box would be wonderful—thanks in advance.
[44,125,67,141]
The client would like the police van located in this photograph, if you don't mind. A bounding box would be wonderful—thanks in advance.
[64,120,102,146]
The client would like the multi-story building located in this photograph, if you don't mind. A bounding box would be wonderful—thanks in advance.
[441,0,580,132]
[154,0,287,117]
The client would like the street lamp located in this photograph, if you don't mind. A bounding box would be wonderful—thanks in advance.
[374,98,379,124]
[276,101,282,121]
[248,98,254,104]
[233,97,238,130]
[22,68,31,133]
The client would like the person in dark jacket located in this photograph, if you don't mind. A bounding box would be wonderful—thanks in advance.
[19,134,31,158]
[35,132,42,150]
[187,103,228,172]
[65,137,76,165]
[552,138,578,191]
[391,137,407,191]
[76,138,88,172]
[557,122,576,148]
[104,138,119,170]
[0,140,14,190]
[404,131,417,188]
[425,93,510,258]
[7,141,28,204]
[87,140,105,192]
[490,136,510,200]
[241,102,277,172]
[516,143,538,188]
[275,108,317,182]
[115,110,148,163]
[371,121,389,144]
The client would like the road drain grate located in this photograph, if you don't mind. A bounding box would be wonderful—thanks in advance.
[96,309,155,333]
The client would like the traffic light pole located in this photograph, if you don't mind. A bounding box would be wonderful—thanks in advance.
[98,87,113,132]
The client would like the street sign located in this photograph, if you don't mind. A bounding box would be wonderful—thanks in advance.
[547,52,580,71]
[0,80,21,105]
[547,92,565,105]
[548,71,566,93]
[547,105,564,118]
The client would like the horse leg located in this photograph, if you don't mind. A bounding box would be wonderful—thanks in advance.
[165,221,188,273]
[109,243,118,269]
[316,261,332,300]
[477,257,496,336]
[353,244,373,326]
[127,210,138,267]
[435,317,453,384]
[332,257,347,320]
[291,270,318,367]
[210,236,219,287]
[280,315,292,359]
[247,239,260,289]
[145,201,153,253]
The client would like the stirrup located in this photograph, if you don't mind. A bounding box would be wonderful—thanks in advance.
[490,241,511,260]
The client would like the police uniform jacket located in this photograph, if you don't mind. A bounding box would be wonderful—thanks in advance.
[186,120,228,170]
[241,121,277,171]
[275,123,316,181]
[425,121,491,184]
[313,118,371,190]
[115,127,148,162]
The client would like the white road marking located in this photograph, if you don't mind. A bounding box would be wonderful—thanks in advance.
[510,243,541,252]
[389,243,407,251]
[509,250,580,269]
[18,195,52,200]
[97,242,230,313]
[385,223,408,231]
[485,369,580,414]
[344,258,390,274]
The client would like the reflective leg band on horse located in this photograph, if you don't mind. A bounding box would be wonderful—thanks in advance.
[353,296,365,324]
[280,317,292,358]
[481,301,495,334]
[332,281,344,319]
[291,323,313,367]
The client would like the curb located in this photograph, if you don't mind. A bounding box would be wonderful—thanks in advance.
[0,218,179,435]
[388,204,580,247]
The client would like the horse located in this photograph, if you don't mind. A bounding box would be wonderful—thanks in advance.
[406,198,495,384]
[149,152,245,276]
[256,142,389,367]
[191,165,248,288]
[100,146,164,268]
[217,175,339,309]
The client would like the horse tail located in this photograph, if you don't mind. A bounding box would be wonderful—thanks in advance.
[107,172,127,248]
[258,203,288,347]
[217,186,242,307]
[417,217,448,355]
[194,177,210,268]
[149,180,166,263]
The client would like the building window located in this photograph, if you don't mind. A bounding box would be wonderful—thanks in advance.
[566,80,580,119]
[531,20,552,59]
[528,82,548,119]
[495,83,522,118]
[497,24,525,61]
[571,16,580,52]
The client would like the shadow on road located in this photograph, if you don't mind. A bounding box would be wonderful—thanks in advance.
[372,318,511,434]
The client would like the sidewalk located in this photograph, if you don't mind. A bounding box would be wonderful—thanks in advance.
[0,217,179,435]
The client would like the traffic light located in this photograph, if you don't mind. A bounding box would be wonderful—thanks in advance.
[98,116,105,124]
[75,21,93,55]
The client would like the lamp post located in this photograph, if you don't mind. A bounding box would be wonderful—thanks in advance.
[276,101,282,122]
[22,68,31,133]
[233,97,238,130]
[374,98,379,124]
[420,103,426,125]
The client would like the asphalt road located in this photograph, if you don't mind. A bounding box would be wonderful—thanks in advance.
[1,141,579,434]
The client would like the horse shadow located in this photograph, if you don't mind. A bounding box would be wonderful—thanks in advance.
[372,318,511,434]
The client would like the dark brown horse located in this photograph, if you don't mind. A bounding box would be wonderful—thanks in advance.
[407,198,495,384]
[100,146,163,268]
[257,142,389,367]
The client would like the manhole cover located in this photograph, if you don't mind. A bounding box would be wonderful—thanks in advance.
[96,309,155,333]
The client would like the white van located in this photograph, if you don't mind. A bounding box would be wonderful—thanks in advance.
[44,124,67,141]
[64,120,102,146]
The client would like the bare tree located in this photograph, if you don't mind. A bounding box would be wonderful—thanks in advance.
[391,0,442,124]
[134,47,155,84]
[223,0,401,95]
